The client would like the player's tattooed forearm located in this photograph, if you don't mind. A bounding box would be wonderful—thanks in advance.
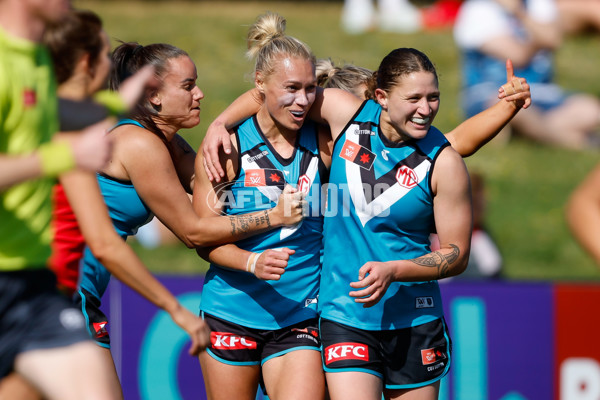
[236,215,251,233]
[230,216,237,236]
[444,244,459,265]
[229,210,271,235]
[411,244,460,279]
[254,210,271,228]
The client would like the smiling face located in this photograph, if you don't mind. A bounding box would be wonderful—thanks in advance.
[375,70,440,142]
[152,55,203,131]
[257,55,317,134]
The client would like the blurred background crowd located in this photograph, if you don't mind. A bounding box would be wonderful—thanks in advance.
[128,0,600,281]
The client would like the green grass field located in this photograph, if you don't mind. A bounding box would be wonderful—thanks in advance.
[75,0,600,280]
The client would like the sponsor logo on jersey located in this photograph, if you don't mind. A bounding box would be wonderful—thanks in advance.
[244,168,285,188]
[339,140,376,170]
[324,342,369,364]
[421,347,447,365]
[353,128,375,136]
[304,296,318,307]
[245,150,269,164]
[23,89,36,107]
[396,165,419,189]
[298,174,312,195]
[93,321,109,338]
[381,149,390,161]
[350,122,376,136]
[211,332,257,350]
[415,296,434,309]
[244,169,265,187]
[265,169,285,187]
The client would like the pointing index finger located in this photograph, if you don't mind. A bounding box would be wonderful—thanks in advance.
[506,58,515,82]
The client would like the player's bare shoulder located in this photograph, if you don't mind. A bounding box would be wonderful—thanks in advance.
[431,145,469,195]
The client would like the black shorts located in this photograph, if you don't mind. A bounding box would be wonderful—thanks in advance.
[202,313,321,366]
[73,287,110,348]
[0,269,90,377]
[320,317,452,389]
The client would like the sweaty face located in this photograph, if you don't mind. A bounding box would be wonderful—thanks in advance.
[155,55,204,130]
[87,30,111,96]
[377,71,440,142]
[259,56,317,133]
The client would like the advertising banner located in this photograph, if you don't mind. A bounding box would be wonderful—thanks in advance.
[101,277,600,399]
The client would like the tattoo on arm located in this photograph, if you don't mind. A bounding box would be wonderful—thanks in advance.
[411,244,460,279]
[254,210,271,228]
[229,217,236,236]
[229,210,272,235]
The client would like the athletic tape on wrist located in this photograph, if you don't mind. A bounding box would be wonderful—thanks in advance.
[38,141,76,177]
[246,252,261,275]
[246,253,256,273]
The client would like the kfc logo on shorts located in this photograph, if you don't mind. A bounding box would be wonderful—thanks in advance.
[421,347,447,365]
[324,342,369,365]
[93,321,108,338]
[211,332,257,350]
[396,166,418,189]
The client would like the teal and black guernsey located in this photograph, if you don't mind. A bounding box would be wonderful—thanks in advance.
[79,120,154,301]
[319,99,450,331]
[201,116,326,330]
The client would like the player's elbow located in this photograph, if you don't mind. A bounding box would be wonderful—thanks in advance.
[187,234,221,248]
[452,258,469,277]
[177,233,197,249]
[86,235,121,266]
[450,248,471,277]
[182,228,214,248]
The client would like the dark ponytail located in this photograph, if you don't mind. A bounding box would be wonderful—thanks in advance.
[109,42,189,141]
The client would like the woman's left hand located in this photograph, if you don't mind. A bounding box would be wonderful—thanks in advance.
[349,261,396,308]
[201,119,232,182]
[169,305,211,356]
[498,59,531,110]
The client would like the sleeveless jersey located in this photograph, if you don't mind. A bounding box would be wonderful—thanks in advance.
[200,115,326,330]
[319,100,449,330]
[78,120,153,300]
